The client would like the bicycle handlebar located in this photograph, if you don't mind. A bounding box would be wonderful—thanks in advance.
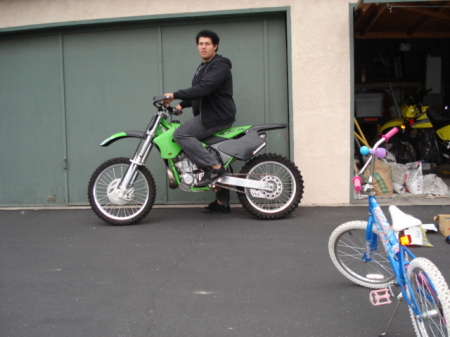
[382,127,399,142]
[352,127,399,192]
[360,146,387,159]
[352,176,363,192]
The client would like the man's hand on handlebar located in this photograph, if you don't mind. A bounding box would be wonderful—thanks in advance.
[162,93,183,115]
[174,104,183,116]
[163,93,174,105]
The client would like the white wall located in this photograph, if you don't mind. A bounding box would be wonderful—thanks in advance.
[0,0,353,206]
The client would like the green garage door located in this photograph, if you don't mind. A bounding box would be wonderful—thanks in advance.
[0,13,289,206]
[0,35,66,205]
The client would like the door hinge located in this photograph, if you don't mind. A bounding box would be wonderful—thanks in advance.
[63,157,68,169]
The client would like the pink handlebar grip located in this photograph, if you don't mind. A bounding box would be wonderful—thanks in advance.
[352,176,362,192]
[382,127,399,142]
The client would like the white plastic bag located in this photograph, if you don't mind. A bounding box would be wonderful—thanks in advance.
[388,162,406,186]
[404,162,423,194]
[423,174,449,196]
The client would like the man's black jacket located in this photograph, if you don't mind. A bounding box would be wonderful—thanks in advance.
[173,54,236,129]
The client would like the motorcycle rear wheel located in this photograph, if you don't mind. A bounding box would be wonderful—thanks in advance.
[237,153,303,219]
[88,157,156,226]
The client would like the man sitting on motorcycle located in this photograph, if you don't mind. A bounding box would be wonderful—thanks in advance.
[164,29,236,214]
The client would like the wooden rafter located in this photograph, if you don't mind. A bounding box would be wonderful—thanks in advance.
[354,1,450,39]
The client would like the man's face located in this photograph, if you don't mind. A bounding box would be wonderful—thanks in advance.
[197,37,217,62]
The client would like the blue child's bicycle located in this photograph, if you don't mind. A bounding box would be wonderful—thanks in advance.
[328,127,450,336]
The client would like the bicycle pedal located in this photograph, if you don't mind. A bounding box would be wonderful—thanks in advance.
[369,289,392,306]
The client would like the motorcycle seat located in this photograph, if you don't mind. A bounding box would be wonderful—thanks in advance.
[426,107,450,130]
[201,134,228,145]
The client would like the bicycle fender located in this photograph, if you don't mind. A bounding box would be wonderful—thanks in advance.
[100,131,145,146]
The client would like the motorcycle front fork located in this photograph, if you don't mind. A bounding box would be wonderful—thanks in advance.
[117,133,156,197]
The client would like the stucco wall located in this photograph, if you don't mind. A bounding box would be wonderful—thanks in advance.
[0,0,353,206]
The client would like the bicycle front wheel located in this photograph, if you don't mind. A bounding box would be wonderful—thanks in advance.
[328,221,395,289]
[407,257,450,337]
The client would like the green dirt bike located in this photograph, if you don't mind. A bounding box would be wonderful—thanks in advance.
[88,95,304,225]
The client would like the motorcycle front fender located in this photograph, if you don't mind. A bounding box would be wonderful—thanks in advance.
[100,131,145,146]
[377,118,404,135]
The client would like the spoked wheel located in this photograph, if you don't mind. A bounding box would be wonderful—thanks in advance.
[237,153,303,219]
[88,157,156,226]
[407,257,450,337]
[328,221,395,289]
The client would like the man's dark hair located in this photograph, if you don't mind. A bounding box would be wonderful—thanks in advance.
[196,29,220,51]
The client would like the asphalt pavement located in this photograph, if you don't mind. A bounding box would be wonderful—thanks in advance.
[1,205,449,337]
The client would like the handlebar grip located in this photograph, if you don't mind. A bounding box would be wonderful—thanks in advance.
[166,106,181,115]
[352,176,363,192]
[382,127,399,142]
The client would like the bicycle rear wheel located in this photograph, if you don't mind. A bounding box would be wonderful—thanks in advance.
[407,257,450,337]
[328,221,395,289]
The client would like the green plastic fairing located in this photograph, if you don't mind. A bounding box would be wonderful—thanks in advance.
[214,126,252,138]
[153,124,183,159]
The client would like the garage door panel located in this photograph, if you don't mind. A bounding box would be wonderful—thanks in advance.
[0,36,65,205]
[63,27,165,203]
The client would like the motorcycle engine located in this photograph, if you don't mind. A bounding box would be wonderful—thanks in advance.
[175,155,201,187]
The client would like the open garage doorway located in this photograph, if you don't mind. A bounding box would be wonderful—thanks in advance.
[352,1,450,203]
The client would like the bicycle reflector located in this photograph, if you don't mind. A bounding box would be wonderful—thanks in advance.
[400,234,412,246]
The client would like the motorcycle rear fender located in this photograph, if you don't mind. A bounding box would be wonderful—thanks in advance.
[377,118,404,135]
[436,125,450,141]
[252,123,288,132]
[100,131,145,146]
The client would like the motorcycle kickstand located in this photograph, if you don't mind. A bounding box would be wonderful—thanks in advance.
[379,294,403,337]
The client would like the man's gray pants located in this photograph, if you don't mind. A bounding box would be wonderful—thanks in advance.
[174,114,233,205]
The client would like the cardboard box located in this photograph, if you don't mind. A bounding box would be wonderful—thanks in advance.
[434,214,450,236]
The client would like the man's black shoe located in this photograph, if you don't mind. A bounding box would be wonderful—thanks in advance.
[201,200,231,214]
[196,166,226,187]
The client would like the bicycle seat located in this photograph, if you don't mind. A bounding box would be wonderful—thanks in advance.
[389,205,422,232]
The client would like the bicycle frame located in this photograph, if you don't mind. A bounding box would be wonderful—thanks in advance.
[357,128,438,320]
[365,194,424,316]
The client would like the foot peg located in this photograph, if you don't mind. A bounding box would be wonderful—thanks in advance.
[370,289,392,306]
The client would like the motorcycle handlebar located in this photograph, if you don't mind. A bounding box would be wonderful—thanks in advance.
[152,96,181,115]
[167,106,181,116]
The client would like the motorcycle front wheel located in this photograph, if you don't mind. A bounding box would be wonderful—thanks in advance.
[237,153,304,219]
[88,157,156,226]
